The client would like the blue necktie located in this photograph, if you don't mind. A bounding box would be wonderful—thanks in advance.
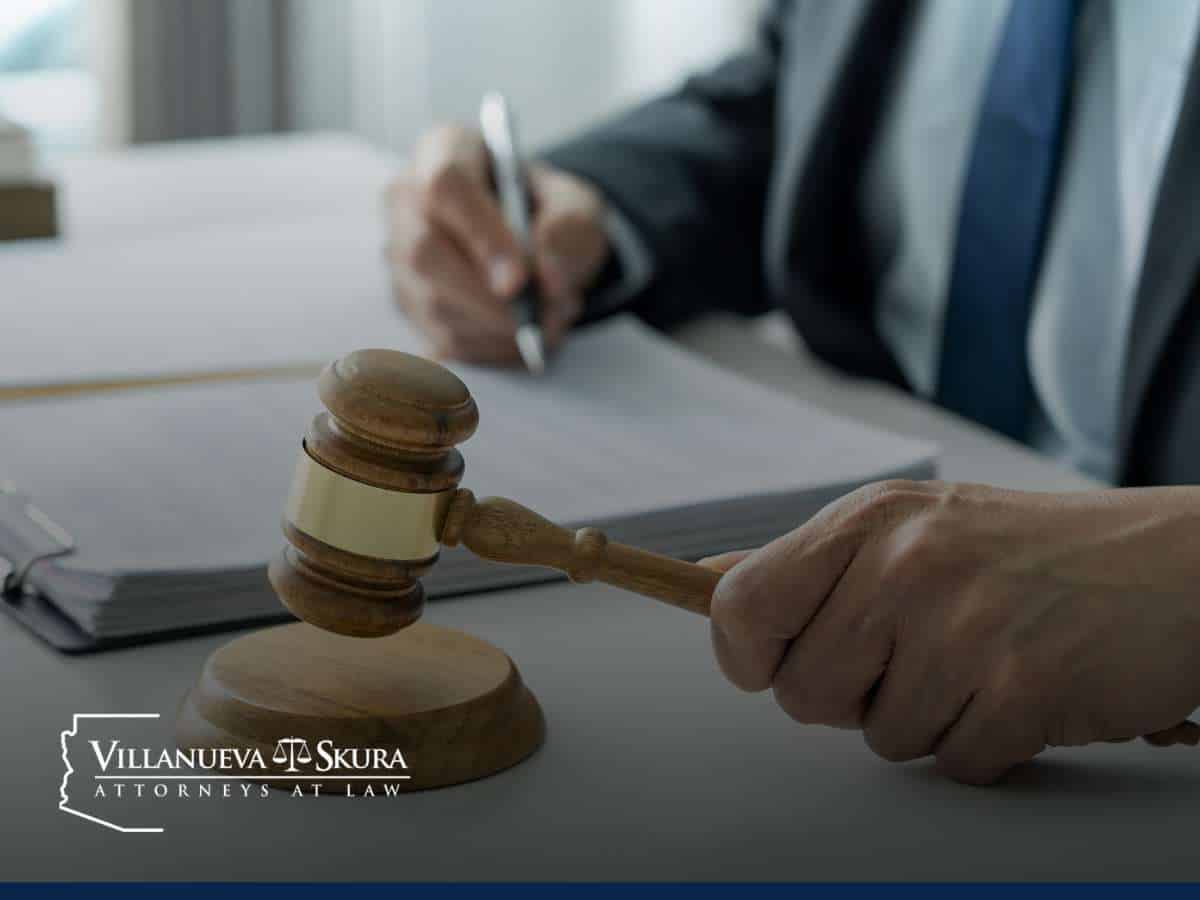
[935,0,1078,440]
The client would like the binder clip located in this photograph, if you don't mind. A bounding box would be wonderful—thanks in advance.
[0,481,75,598]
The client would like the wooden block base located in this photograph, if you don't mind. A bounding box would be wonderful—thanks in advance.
[176,621,544,792]
[0,180,57,241]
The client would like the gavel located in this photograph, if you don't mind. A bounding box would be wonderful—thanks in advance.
[269,348,721,638]
[186,347,1198,783]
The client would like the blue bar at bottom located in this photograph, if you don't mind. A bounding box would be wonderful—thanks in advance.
[3,885,1200,898]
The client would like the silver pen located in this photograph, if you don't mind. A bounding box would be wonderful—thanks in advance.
[479,91,546,375]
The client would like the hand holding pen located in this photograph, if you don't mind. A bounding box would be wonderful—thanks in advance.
[385,105,611,369]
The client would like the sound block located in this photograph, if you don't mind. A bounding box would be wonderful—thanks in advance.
[177,621,544,792]
[0,180,58,241]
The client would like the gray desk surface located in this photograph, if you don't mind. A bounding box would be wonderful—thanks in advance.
[4,316,1197,882]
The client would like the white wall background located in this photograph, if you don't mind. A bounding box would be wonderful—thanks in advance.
[284,0,763,154]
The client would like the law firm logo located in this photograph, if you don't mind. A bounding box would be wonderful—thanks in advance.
[60,713,413,833]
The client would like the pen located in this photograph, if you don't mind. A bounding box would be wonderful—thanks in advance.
[479,91,546,375]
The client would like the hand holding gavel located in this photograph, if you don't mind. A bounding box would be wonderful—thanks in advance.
[273,349,1199,786]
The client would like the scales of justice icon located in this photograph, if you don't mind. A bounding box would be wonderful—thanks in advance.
[272,737,313,774]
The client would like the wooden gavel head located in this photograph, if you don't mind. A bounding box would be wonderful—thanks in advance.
[273,348,719,637]
[269,349,478,638]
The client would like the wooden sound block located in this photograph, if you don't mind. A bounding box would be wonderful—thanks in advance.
[176,621,544,792]
[0,180,57,241]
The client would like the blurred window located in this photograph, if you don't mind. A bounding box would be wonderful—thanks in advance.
[0,0,96,153]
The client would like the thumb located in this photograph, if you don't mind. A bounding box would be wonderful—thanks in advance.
[704,545,787,693]
[698,549,756,573]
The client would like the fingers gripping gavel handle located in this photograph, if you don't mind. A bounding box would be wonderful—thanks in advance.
[436,491,1200,750]
[439,490,718,616]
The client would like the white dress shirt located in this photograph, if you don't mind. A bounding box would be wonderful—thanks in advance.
[865,0,1200,483]
[602,0,1200,484]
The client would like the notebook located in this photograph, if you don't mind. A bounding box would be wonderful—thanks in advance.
[0,317,937,652]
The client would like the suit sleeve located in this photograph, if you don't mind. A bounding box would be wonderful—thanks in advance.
[542,1,787,329]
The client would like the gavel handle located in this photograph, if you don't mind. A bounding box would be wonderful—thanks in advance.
[436,491,1200,748]
[439,490,718,616]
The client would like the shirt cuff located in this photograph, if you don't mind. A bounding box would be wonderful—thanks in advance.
[587,204,655,316]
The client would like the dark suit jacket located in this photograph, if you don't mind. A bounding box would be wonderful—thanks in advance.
[545,0,1200,487]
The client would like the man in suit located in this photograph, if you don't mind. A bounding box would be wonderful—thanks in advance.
[386,0,1200,782]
